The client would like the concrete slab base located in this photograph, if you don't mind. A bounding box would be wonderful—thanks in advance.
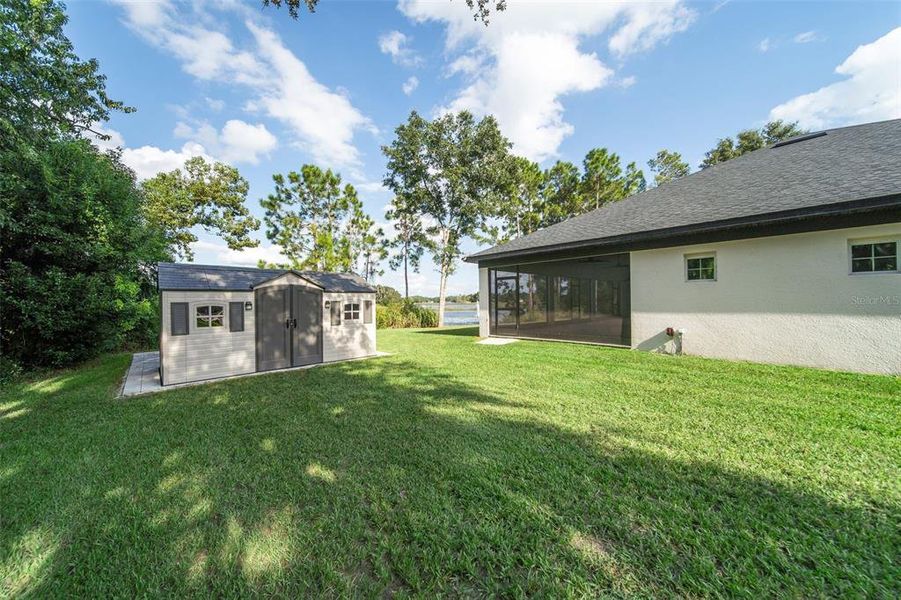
[476,337,519,346]
[118,350,391,398]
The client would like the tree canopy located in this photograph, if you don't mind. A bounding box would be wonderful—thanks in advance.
[375,284,402,305]
[141,157,260,261]
[1,139,167,367]
[261,164,385,276]
[700,120,806,169]
[386,195,431,298]
[487,150,647,246]
[382,110,512,326]
[0,0,133,149]
[581,148,646,210]
[648,149,690,186]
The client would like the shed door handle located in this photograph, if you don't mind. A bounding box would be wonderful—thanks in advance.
[292,318,297,329]
[285,318,290,329]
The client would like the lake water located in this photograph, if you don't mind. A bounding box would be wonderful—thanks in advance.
[418,303,479,325]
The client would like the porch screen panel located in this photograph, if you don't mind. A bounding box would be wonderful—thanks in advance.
[492,271,518,335]
[488,253,630,346]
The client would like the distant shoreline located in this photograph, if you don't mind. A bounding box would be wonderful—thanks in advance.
[416,302,477,311]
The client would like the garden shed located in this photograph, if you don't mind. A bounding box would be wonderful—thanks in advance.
[157,262,376,385]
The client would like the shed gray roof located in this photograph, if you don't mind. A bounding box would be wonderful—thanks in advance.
[468,119,901,262]
[157,263,376,293]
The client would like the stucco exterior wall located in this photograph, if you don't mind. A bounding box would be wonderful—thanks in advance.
[160,290,256,385]
[478,267,490,337]
[630,223,901,374]
[323,292,377,362]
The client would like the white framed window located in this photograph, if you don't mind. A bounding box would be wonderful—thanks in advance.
[849,239,898,274]
[195,304,225,329]
[685,254,716,281]
[343,302,360,321]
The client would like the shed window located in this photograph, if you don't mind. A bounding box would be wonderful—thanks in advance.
[851,241,898,273]
[686,255,716,281]
[196,304,224,328]
[330,302,341,326]
[170,302,189,336]
[344,302,360,321]
[229,302,244,332]
[364,300,373,324]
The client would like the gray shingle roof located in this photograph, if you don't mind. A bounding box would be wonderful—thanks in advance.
[468,119,901,262]
[157,263,376,293]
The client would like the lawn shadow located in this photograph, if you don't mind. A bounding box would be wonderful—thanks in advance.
[1,355,896,597]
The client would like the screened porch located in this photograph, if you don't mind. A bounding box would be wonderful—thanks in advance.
[487,253,631,346]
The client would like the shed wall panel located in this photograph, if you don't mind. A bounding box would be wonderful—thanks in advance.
[323,292,377,362]
[160,290,255,385]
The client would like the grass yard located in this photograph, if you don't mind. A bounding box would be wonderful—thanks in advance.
[1,327,899,597]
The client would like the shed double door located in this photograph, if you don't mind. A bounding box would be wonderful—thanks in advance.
[256,286,323,372]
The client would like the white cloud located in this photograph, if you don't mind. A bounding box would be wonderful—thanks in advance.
[114,0,264,84]
[115,2,372,167]
[244,21,373,166]
[758,37,771,53]
[378,30,423,67]
[191,240,287,267]
[353,180,390,195]
[205,97,225,111]
[770,27,901,130]
[399,0,695,162]
[175,119,277,164]
[402,76,419,95]
[88,124,125,151]
[793,30,821,44]
[445,53,484,77]
[607,2,695,57]
[616,75,637,89]
[122,142,210,180]
[89,124,210,179]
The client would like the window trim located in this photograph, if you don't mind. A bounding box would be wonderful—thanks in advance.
[192,302,226,332]
[343,301,361,322]
[848,237,900,275]
[684,253,717,282]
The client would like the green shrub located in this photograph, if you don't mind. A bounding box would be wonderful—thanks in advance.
[0,139,167,368]
[376,301,438,329]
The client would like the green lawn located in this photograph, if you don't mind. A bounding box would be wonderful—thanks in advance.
[1,328,899,597]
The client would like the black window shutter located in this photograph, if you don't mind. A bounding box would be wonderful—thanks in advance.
[229,302,244,332]
[364,300,373,324]
[171,302,189,336]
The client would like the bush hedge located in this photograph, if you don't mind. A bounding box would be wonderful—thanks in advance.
[376,301,438,329]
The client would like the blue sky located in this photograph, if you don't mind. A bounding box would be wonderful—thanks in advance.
[67,0,901,296]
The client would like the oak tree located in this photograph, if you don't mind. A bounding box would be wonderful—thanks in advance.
[142,157,260,261]
[383,110,511,326]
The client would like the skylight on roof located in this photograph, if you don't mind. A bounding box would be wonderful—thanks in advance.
[772,131,827,148]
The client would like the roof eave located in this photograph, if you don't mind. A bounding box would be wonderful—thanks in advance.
[465,193,901,264]
[251,270,324,290]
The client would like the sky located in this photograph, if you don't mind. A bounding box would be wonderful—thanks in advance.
[66,0,901,296]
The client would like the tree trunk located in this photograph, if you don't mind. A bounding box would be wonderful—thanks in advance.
[438,267,448,328]
[437,228,450,327]
[403,250,409,299]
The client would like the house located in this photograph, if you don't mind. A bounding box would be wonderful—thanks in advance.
[157,263,376,385]
[466,119,901,375]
